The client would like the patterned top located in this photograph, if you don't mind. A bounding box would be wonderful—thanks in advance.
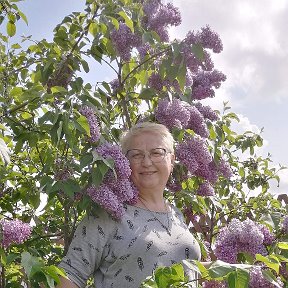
[59,204,201,288]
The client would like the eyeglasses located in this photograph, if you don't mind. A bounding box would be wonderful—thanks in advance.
[126,148,170,164]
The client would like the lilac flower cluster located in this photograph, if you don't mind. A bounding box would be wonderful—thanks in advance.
[143,1,181,42]
[110,78,120,94]
[136,42,151,59]
[185,105,209,138]
[79,106,101,143]
[95,142,131,179]
[185,25,223,54]
[155,98,190,129]
[54,159,73,181]
[217,158,233,179]
[86,142,138,219]
[196,181,215,196]
[180,25,223,76]
[282,216,288,234]
[214,219,274,264]
[259,225,275,245]
[0,218,32,248]
[191,70,226,100]
[249,266,284,288]
[280,262,288,280]
[155,97,213,138]
[202,280,227,288]
[194,102,219,121]
[148,73,164,91]
[110,23,141,61]
[176,136,212,175]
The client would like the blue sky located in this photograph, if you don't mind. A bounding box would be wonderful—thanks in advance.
[9,0,288,194]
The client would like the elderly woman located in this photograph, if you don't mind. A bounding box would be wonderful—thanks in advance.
[57,122,201,288]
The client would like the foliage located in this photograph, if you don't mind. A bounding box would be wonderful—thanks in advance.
[0,0,287,287]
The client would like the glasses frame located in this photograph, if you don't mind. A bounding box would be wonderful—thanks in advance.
[126,148,171,164]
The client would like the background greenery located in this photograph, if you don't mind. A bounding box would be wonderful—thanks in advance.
[0,0,287,287]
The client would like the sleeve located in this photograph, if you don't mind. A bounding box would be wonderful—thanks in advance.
[58,208,116,288]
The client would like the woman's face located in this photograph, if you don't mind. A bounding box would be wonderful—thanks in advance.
[127,131,174,194]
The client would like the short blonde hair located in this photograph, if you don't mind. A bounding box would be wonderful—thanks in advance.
[120,122,174,154]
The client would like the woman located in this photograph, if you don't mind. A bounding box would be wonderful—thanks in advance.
[57,122,201,288]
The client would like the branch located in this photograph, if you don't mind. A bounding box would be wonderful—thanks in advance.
[121,47,171,85]
[68,4,100,56]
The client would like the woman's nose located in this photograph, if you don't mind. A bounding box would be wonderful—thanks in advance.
[141,153,153,166]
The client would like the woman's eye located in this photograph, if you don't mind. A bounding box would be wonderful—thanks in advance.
[132,153,142,159]
[151,152,162,157]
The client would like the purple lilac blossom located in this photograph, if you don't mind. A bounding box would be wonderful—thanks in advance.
[202,280,228,288]
[155,98,190,129]
[0,219,32,248]
[249,266,284,288]
[185,104,209,138]
[259,225,275,245]
[198,25,223,53]
[108,177,137,202]
[86,184,125,219]
[79,106,101,143]
[217,158,233,179]
[166,178,182,193]
[176,136,212,175]
[196,181,215,196]
[280,262,288,280]
[282,216,288,234]
[143,1,181,42]
[95,142,131,179]
[195,102,219,121]
[137,43,151,59]
[148,73,164,91]
[110,23,141,61]
[185,25,223,53]
[192,70,226,100]
[181,44,204,74]
[87,143,138,219]
[110,78,120,94]
[195,161,218,184]
[214,218,268,264]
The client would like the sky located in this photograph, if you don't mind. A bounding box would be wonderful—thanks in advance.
[12,0,288,195]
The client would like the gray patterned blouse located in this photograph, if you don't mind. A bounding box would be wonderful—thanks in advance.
[59,203,201,288]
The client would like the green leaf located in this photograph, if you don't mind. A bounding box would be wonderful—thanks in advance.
[88,21,98,37]
[10,86,23,98]
[21,252,43,278]
[175,57,187,91]
[191,43,205,61]
[118,11,134,32]
[18,10,28,25]
[6,253,20,265]
[278,242,288,250]
[75,115,90,136]
[81,59,90,73]
[7,21,16,37]
[61,179,81,198]
[234,268,250,288]
[108,16,119,30]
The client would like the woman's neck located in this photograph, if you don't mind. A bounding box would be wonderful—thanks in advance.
[136,193,167,212]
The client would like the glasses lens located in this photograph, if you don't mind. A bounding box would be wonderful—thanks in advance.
[149,148,166,163]
[127,148,167,163]
[127,149,144,163]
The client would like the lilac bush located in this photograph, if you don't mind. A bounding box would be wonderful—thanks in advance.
[0,219,32,248]
[86,142,138,218]
[79,106,101,143]
[214,219,273,264]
